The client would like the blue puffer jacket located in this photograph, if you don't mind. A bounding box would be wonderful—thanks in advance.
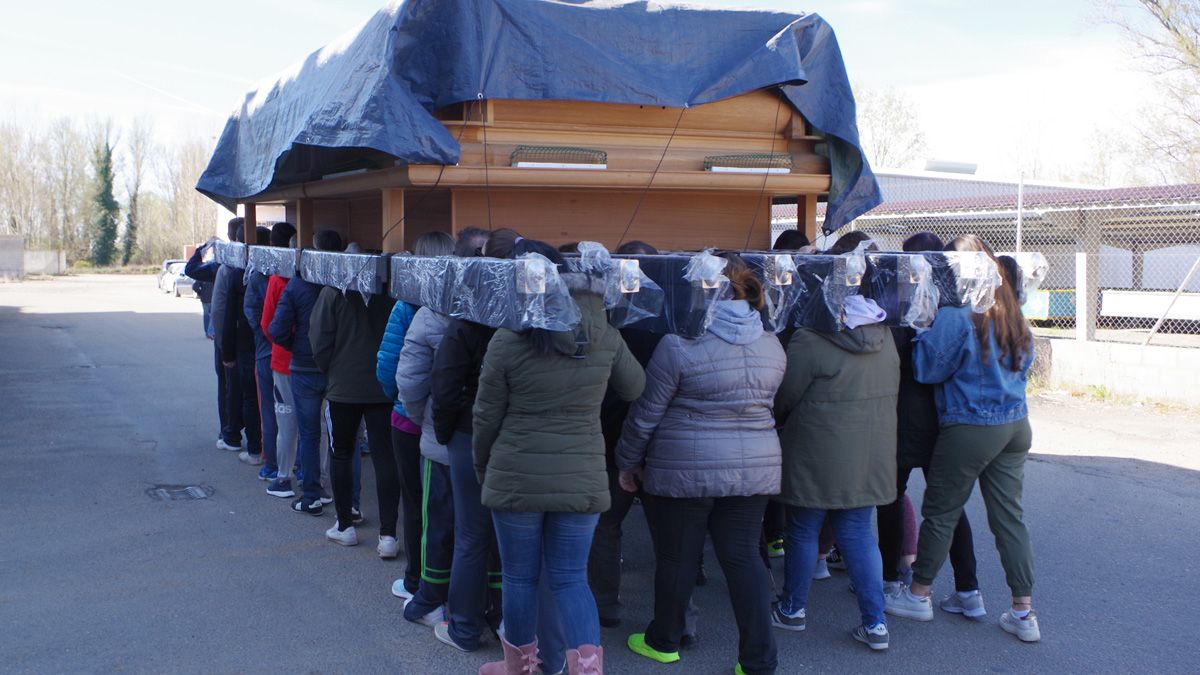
[376,301,417,417]
[913,305,1032,426]
[268,276,323,373]
[244,271,272,361]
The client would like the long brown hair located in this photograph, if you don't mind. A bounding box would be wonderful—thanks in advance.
[717,252,765,310]
[945,235,1031,370]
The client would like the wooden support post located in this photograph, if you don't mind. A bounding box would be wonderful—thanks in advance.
[799,194,819,245]
[295,198,314,249]
[242,203,257,242]
[381,188,405,253]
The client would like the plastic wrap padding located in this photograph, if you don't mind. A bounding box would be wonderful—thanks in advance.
[922,251,1002,314]
[247,246,300,279]
[864,254,940,331]
[299,249,388,299]
[571,242,665,328]
[213,241,247,269]
[998,251,1050,299]
[683,251,734,335]
[388,254,580,332]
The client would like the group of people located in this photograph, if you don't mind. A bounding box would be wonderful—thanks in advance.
[187,217,1040,675]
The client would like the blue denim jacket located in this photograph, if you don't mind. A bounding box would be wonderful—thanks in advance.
[913,305,1031,427]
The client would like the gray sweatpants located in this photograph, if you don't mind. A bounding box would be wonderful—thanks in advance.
[913,418,1035,597]
[272,372,298,480]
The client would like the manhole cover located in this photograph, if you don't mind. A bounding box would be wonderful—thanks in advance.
[146,484,214,501]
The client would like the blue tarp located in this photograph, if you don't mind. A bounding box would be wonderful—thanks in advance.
[197,0,881,233]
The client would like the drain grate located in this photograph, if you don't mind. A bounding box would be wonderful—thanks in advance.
[146,484,214,501]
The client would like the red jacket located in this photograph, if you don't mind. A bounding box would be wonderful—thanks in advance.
[261,275,293,374]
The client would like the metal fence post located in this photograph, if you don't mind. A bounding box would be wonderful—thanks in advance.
[1076,251,1091,341]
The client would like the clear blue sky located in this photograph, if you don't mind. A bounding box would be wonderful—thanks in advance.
[0,0,1144,178]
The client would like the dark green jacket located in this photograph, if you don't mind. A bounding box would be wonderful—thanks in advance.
[310,287,394,405]
[774,325,899,510]
[473,286,646,513]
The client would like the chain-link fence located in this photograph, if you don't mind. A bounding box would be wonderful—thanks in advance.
[773,174,1200,348]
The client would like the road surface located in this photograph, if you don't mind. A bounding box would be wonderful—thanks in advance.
[1,275,1197,673]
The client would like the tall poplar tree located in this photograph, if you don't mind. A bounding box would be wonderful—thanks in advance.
[89,131,119,266]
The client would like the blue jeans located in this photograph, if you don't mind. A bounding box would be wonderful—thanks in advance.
[291,370,327,502]
[446,433,499,649]
[255,356,278,473]
[782,505,886,629]
[493,511,601,650]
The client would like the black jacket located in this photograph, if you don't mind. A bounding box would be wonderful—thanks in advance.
[892,327,940,470]
[221,274,255,361]
[430,318,496,445]
[600,327,663,465]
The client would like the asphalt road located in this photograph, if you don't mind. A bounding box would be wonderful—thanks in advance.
[1,274,1197,674]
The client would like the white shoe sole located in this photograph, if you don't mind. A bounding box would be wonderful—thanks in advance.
[325,530,358,546]
[391,583,414,600]
[884,604,934,622]
[378,546,400,559]
[266,488,295,498]
[812,571,831,580]
[943,605,987,619]
[1001,621,1040,642]
[854,634,889,651]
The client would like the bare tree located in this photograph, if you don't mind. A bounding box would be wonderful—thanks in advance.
[44,118,90,256]
[159,137,218,258]
[855,86,928,170]
[1106,0,1200,181]
[122,118,153,264]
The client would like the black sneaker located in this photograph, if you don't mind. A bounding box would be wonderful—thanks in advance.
[771,601,805,631]
[351,507,364,524]
[292,497,323,516]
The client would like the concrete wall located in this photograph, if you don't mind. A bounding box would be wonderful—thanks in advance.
[0,235,23,280]
[23,250,66,275]
[1046,338,1200,407]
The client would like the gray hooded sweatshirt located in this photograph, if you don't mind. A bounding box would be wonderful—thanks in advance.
[617,299,787,498]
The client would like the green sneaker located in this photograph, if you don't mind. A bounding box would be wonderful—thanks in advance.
[735,665,748,675]
[767,538,785,558]
[627,633,680,664]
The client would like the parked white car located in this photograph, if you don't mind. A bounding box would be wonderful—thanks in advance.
[156,260,193,297]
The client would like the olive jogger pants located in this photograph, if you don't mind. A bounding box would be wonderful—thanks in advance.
[912,418,1035,597]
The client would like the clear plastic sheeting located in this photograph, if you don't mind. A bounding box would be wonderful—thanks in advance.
[213,241,247,269]
[389,255,581,332]
[247,246,300,279]
[571,242,665,328]
[683,251,733,334]
[822,250,868,330]
[742,253,808,334]
[935,251,1002,314]
[864,253,940,331]
[998,251,1050,298]
[299,250,389,299]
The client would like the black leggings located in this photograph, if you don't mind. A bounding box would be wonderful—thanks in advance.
[327,401,395,533]
[645,494,777,675]
[878,465,978,591]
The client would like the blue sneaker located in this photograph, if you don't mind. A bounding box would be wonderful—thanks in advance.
[257,466,277,482]
[266,478,295,498]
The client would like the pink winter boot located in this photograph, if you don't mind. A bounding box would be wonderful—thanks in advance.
[479,636,540,675]
[566,645,604,675]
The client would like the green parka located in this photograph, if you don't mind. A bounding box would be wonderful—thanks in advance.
[473,285,646,513]
[774,325,899,510]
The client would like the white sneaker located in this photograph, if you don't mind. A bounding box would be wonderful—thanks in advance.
[238,450,264,466]
[216,439,241,452]
[391,579,414,600]
[378,536,400,559]
[325,522,358,546]
[812,558,831,580]
[884,586,934,621]
[940,590,987,619]
[1000,609,1041,642]
[403,597,445,627]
